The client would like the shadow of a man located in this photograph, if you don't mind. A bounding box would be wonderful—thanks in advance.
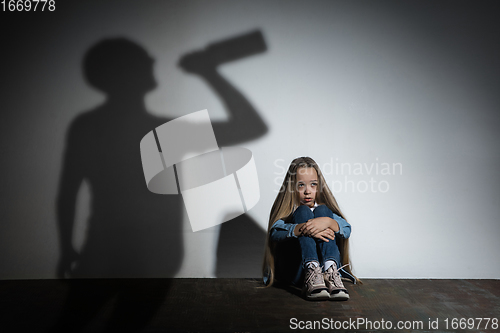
[52,35,267,332]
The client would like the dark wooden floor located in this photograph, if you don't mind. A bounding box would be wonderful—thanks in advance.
[0,278,499,332]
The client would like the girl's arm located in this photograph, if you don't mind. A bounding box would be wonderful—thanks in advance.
[299,214,351,239]
[294,221,336,242]
[298,217,336,235]
[332,213,351,239]
[269,220,334,242]
[269,219,298,242]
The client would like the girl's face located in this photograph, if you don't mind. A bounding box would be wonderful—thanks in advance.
[295,167,318,208]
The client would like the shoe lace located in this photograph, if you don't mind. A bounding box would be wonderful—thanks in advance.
[326,263,350,288]
[305,266,323,286]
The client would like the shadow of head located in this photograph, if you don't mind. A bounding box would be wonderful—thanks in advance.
[83,38,157,95]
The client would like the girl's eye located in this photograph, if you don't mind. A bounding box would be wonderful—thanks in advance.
[311,183,317,187]
[298,184,304,187]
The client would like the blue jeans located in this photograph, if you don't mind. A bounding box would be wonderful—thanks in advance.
[274,205,342,287]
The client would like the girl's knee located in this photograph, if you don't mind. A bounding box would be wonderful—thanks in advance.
[313,204,333,217]
[293,205,313,221]
[295,205,312,213]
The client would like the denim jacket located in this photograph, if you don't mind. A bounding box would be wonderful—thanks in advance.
[264,212,356,285]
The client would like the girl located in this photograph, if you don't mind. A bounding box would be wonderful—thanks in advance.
[262,157,359,301]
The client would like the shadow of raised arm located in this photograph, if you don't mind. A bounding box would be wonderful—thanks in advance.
[178,33,268,147]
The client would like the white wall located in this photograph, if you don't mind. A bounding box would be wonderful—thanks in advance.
[1,0,499,279]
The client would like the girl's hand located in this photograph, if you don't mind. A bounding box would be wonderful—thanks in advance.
[312,228,336,242]
[299,217,333,236]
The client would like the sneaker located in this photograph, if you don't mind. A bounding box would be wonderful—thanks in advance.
[324,262,350,301]
[303,265,330,300]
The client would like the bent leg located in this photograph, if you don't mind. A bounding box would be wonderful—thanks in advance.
[293,206,320,266]
[274,236,320,287]
[293,204,314,224]
[298,236,320,266]
[316,237,341,268]
[291,206,321,285]
[313,204,334,219]
[314,205,341,267]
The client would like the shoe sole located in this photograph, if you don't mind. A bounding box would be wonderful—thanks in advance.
[305,289,330,301]
[330,290,349,301]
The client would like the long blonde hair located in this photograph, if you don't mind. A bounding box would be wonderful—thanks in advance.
[262,156,360,286]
